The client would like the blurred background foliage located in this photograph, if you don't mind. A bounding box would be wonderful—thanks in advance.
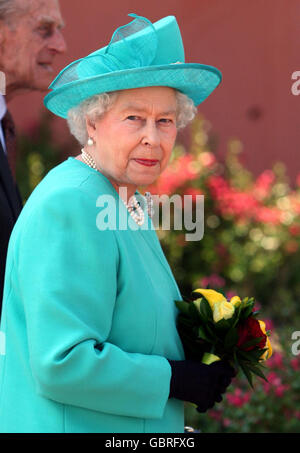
[15,112,300,432]
[16,112,72,203]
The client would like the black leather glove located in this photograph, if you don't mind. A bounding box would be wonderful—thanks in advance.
[168,359,235,413]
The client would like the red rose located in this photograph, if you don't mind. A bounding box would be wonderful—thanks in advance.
[237,317,267,351]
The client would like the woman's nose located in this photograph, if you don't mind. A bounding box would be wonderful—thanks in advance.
[141,121,160,147]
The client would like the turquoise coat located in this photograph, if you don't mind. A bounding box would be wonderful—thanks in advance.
[0,158,185,433]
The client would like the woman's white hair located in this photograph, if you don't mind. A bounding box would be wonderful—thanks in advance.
[67,90,197,146]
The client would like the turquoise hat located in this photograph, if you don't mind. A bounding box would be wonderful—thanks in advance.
[44,13,222,119]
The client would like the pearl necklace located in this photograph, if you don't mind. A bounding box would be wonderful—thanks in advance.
[81,149,146,226]
[81,148,97,169]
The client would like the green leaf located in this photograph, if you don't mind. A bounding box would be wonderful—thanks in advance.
[246,363,269,382]
[190,290,202,301]
[238,361,254,388]
[231,303,243,327]
[214,318,232,332]
[176,314,194,329]
[233,350,240,369]
[239,336,265,350]
[251,310,261,318]
[236,348,265,363]
[175,300,190,315]
[205,322,219,341]
[245,297,255,305]
[240,304,254,320]
[188,301,201,322]
[197,326,214,343]
[224,327,239,350]
[242,348,268,362]
[199,298,213,323]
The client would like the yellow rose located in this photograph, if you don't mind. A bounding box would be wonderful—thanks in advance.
[230,296,242,307]
[193,288,226,310]
[258,320,272,360]
[212,300,235,323]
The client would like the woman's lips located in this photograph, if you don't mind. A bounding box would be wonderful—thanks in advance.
[133,158,159,167]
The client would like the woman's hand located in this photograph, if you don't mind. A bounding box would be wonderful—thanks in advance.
[168,359,236,413]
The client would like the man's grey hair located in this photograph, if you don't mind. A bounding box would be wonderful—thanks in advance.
[67,90,197,146]
[0,0,26,25]
[0,0,16,18]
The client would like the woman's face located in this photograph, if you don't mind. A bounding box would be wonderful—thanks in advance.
[86,86,178,197]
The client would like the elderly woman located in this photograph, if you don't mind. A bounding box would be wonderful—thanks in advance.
[0,14,234,433]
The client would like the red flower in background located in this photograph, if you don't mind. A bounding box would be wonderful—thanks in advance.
[253,170,275,200]
[237,317,267,351]
[200,273,225,288]
[206,172,290,225]
[291,357,300,371]
[148,154,199,196]
[289,225,300,236]
[207,175,229,198]
[226,388,251,408]
[254,206,282,225]
[262,371,290,397]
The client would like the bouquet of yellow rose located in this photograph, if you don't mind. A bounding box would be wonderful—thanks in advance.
[175,288,272,388]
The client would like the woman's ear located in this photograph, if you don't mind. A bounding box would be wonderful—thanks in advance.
[85,116,96,138]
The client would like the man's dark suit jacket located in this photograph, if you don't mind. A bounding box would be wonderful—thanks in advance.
[0,142,23,313]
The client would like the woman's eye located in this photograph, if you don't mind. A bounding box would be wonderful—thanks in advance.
[127,116,140,121]
[159,118,173,124]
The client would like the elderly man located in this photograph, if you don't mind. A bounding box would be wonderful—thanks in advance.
[0,0,66,309]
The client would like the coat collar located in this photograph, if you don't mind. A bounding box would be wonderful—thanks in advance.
[0,128,22,220]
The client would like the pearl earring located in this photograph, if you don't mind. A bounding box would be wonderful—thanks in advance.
[87,137,94,146]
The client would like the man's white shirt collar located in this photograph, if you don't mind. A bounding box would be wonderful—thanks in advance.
[0,94,6,120]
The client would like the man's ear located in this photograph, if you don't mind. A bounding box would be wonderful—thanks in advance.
[0,21,9,49]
